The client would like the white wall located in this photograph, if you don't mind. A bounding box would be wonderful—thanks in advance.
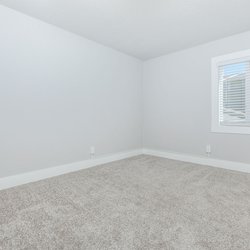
[0,6,142,178]
[2,4,250,179]
[143,31,250,164]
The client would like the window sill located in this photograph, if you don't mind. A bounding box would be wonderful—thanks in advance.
[211,124,250,135]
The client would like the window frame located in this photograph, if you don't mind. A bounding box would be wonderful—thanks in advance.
[211,49,250,134]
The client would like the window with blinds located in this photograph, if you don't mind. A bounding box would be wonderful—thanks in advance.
[219,61,250,126]
[212,50,250,134]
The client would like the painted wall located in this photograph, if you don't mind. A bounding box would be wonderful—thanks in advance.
[143,31,250,164]
[0,6,142,177]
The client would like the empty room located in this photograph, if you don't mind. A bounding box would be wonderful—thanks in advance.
[1,0,250,249]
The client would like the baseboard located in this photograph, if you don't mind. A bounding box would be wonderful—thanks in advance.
[143,148,250,174]
[2,148,249,191]
[0,149,143,191]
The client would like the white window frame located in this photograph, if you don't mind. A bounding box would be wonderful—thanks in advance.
[211,49,250,134]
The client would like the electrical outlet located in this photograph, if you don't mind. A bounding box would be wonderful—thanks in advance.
[90,146,95,157]
[206,145,211,156]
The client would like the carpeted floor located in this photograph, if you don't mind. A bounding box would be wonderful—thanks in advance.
[0,155,250,250]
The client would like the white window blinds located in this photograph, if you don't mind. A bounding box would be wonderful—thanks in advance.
[218,61,250,126]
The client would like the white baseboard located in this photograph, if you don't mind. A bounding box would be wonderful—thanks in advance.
[143,148,250,174]
[0,149,143,191]
[2,148,249,191]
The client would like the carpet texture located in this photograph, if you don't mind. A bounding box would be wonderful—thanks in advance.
[0,155,250,250]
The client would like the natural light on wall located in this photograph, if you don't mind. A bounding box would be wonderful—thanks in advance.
[212,50,250,134]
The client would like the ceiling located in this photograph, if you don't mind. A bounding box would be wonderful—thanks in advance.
[1,0,250,60]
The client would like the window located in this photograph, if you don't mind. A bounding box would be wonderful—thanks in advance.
[212,50,250,134]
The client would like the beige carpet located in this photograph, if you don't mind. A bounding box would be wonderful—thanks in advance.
[0,155,250,250]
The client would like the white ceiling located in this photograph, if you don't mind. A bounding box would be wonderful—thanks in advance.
[1,0,250,60]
